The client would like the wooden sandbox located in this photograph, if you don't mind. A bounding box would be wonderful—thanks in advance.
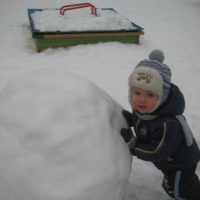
[28,4,144,52]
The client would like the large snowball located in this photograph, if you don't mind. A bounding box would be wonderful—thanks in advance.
[0,69,132,200]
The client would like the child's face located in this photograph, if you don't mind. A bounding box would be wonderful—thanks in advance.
[131,87,160,114]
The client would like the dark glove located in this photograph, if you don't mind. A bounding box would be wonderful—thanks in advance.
[122,110,132,126]
[120,128,137,148]
[121,128,133,143]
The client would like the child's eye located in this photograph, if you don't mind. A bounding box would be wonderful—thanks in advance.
[134,91,140,95]
[147,93,154,97]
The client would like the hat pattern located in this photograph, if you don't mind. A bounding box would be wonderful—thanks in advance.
[136,59,171,99]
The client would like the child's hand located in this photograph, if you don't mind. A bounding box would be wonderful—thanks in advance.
[121,128,133,142]
[122,110,132,126]
[120,128,137,148]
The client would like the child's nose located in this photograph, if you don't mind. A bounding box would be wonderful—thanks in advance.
[139,95,146,103]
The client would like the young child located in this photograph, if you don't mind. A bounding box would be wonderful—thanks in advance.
[121,49,200,200]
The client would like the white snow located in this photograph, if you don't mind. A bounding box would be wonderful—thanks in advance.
[31,8,136,32]
[0,0,200,200]
[0,69,131,200]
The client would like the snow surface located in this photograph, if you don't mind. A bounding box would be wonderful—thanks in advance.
[0,0,200,200]
[0,69,131,200]
[31,8,136,32]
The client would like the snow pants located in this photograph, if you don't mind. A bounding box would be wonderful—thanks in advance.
[161,165,200,200]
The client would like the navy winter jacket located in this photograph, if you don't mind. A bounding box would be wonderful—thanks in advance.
[131,83,200,171]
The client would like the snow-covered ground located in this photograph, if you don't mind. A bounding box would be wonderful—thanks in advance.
[0,0,200,200]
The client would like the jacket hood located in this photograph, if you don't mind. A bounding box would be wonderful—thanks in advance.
[152,83,185,116]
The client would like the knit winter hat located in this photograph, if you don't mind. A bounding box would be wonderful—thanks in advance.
[128,49,172,113]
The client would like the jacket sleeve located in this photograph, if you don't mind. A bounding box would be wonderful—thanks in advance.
[133,120,184,162]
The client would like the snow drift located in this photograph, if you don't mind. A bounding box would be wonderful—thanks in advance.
[0,69,132,200]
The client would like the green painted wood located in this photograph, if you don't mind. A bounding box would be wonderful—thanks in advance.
[35,35,139,52]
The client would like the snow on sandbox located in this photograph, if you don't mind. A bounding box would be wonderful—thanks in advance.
[0,69,132,200]
[31,8,137,32]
